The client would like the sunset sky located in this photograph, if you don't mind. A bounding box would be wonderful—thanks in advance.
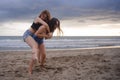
[0,0,120,36]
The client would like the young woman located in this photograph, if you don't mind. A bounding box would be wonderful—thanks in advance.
[34,17,62,65]
[23,10,51,74]
[31,17,62,74]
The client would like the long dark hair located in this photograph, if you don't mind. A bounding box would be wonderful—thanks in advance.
[48,18,63,35]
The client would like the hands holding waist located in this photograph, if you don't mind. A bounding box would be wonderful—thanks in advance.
[34,32,53,39]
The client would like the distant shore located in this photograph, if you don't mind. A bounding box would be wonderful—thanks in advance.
[0,46,120,80]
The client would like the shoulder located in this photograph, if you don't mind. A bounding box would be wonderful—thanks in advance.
[36,17,42,21]
[38,25,46,30]
[34,17,41,22]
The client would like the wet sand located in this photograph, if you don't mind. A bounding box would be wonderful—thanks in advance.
[0,46,120,80]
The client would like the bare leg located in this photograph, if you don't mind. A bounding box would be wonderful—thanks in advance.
[25,36,39,74]
[39,43,46,67]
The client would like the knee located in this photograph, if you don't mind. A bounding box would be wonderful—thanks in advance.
[32,48,39,54]
[32,48,39,60]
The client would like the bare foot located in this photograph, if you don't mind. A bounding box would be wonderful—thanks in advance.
[39,59,46,67]
[40,64,46,69]
[28,68,32,75]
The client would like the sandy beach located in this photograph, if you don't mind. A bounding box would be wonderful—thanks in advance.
[0,46,120,80]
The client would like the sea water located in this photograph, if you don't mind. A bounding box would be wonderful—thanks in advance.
[0,36,120,51]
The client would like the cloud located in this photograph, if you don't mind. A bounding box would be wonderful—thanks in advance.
[0,0,120,24]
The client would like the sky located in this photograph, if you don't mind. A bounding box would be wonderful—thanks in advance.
[0,0,120,36]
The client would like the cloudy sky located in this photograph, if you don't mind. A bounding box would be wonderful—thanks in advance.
[0,0,120,36]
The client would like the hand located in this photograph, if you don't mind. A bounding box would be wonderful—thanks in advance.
[45,32,53,39]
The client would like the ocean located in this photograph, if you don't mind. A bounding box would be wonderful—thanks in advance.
[0,36,120,51]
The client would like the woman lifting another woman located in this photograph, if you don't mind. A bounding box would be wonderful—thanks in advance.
[23,10,62,74]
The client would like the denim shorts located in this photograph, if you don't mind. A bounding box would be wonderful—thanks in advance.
[33,35,43,44]
[23,30,34,41]
[23,30,43,44]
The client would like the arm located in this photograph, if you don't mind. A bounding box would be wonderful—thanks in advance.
[35,17,50,33]
[34,25,48,38]
[45,32,53,39]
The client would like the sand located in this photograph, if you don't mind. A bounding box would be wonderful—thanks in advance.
[0,46,120,80]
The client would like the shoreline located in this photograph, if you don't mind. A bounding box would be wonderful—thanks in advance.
[0,46,120,52]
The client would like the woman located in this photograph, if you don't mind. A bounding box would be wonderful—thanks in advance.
[29,17,62,74]
[23,10,51,74]
[33,17,62,67]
